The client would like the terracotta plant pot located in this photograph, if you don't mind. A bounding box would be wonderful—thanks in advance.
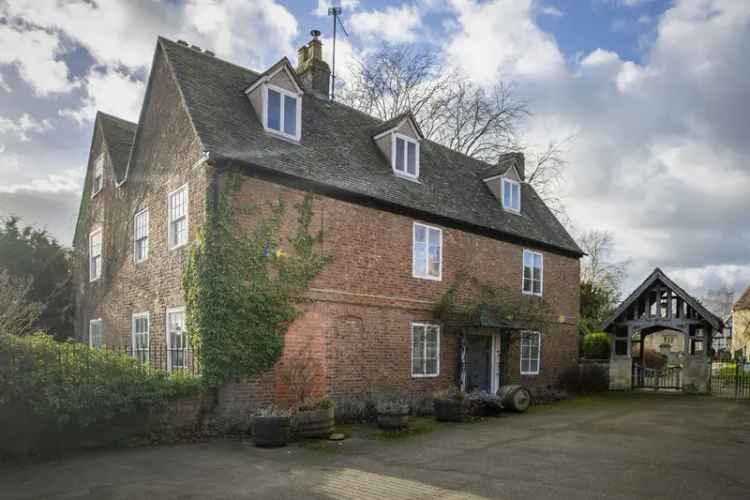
[377,405,410,430]
[295,407,335,439]
[252,416,290,447]
[434,398,464,422]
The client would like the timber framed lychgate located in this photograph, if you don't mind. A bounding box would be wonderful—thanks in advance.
[603,268,723,393]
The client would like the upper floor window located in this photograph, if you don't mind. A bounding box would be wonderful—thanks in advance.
[413,222,442,280]
[89,228,102,282]
[393,134,419,179]
[168,184,188,250]
[265,85,300,141]
[412,322,440,377]
[502,178,521,212]
[522,249,543,296]
[89,318,103,348]
[92,155,104,197]
[134,208,149,263]
[132,312,149,363]
[520,331,540,375]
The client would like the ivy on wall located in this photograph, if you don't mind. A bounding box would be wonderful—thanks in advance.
[183,176,332,386]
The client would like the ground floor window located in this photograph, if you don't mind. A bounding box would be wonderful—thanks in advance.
[89,319,103,348]
[166,307,189,372]
[132,312,149,363]
[412,322,440,377]
[520,331,541,375]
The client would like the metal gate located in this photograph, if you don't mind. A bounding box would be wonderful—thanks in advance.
[632,363,682,390]
[710,362,750,399]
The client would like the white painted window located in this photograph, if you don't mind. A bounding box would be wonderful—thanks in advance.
[265,85,300,141]
[92,155,104,196]
[168,184,188,250]
[132,312,149,363]
[522,249,543,296]
[502,178,521,212]
[412,323,440,377]
[134,208,149,263]
[520,331,541,375]
[89,228,102,281]
[392,133,419,179]
[166,307,189,372]
[413,222,442,280]
[89,318,103,348]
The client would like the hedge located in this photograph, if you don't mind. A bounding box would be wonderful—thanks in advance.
[0,333,204,456]
[582,332,611,359]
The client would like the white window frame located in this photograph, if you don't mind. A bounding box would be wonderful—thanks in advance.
[166,306,189,372]
[89,228,103,282]
[262,84,302,142]
[133,208,149,263]
[520,331,541,375]
[412,222,443,281]
[91,155,104,197]
[89,318,103,348]
[167,184,189,251]
[132,312,150,363]
[391,132,420,179]
[411,322,440,378]
[502,177,521,213]
[522,249,543,296]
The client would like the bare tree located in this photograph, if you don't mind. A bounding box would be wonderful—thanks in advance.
[522,135,576,218]
[700,287,735,319]
[0,270,44,336]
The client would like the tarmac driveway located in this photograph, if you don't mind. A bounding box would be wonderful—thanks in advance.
[2,393,749,499]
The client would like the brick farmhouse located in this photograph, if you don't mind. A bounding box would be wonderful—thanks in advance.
[73,34,583,416]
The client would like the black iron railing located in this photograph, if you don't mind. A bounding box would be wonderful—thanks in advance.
[710,362,750,399]
[632,363,681,390]
[102,344,200,376]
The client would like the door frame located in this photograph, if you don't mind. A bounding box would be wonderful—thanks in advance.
[462,331,501,394]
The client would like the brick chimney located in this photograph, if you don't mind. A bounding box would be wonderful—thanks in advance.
[297,30,331,99]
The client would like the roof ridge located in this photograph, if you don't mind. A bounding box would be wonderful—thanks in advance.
[157,36,260,79]
[96,111,137,128]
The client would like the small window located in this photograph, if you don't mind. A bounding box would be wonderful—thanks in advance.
[520,331,540,375]
[393,134,419,178]
[134,209,149,263]
[412,323,440,377]
[92,155,104,197]
[522,249,543,296]
[89,318,103,348]
[168,185,188,250]
[413,222,442,280]
[89,228,102,282]
[502,178,521,212]
[132,312,149,363]
[166,307,190,372]
[265,86,300,140]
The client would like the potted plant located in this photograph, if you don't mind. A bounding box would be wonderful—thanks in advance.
[293,396,335,439]
[433,387,465,422]
[376,400,410,429]
[252,406,291,447]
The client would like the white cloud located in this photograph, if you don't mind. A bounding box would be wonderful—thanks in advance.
[350,4,423,44]
[0,167,82,194]
[0,73,10,92]
[313,0,360,17]
[0,113,53,142]
[0,22,77,95]
[60,67,146,125]
[539,5,564,17]
[445,0,566,84]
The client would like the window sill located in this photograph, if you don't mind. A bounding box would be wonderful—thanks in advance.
[522,291,543,297]
[411,373,440,378]
[134,258,148,265]
[413,273,442,282]
[89,277,101,283]
[393,171,420,183]
[168,242,188,252]
[520,372,540,376]
[264,128,301,144]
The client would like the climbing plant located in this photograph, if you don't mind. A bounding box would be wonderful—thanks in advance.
[183,178,331,386]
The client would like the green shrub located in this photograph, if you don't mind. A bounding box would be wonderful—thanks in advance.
[0,333,203,430]
[582,332,611,359]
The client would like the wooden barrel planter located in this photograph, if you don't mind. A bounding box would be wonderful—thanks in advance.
[252,416,290,447]
[433,398,464,422]
[295,407,335,439]
[498,385,531,412]
[376,403,410,430]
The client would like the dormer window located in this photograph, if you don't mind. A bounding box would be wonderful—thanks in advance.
[265,85,300,140]
[502,178,521,212]
[393,134,419,179]
[92,155,104,197]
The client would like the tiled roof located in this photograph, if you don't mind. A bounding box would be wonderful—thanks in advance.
[156,37,582,256]
[735,286,750,311]
[97,112,136,183]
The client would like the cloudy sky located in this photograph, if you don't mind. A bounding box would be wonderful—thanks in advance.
[0,0,748,299]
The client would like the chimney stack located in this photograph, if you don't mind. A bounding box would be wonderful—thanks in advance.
[297,29,331,99]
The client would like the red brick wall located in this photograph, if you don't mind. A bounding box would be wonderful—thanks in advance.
[216,172,580,413]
